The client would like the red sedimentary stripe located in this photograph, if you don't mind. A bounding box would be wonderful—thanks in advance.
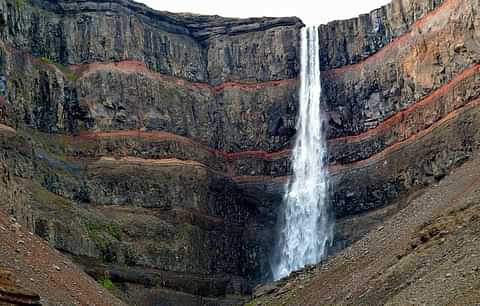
[69,60,298,95]
[73,61,480,178]
[73,130,290,177]
[212,79,298,94]
[74,62,480,169]
[71,64,480,167]
[226,149,291,160]
[233,175,289,184]
[328,64,480,145]
[75,130,226,159]
[323,0,459,74]
[74,130,291,161]
[234,98,480,184]
[330,98,480,175]
[50,95,480,185]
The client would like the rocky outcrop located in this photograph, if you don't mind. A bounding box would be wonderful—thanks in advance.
[324,0,480,216]
[235,0,480,218]
[0,205,125,306]
[322,0,479,137]
[0,268,41,305]
[319,0,446,70]
[1,0,300,83]
[0,0,301,151]
[246,145,480,306]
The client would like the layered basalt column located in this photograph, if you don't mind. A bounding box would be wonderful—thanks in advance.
[0,0,479,304]
[0,0,303,304]
[235,0,480,219]
[322,0,480,216]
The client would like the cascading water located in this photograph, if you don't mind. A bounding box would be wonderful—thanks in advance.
[272,25,334,281]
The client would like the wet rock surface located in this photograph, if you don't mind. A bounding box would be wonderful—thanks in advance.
[247,151,480,306]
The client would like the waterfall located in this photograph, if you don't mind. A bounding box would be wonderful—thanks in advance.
[272,26,334,280]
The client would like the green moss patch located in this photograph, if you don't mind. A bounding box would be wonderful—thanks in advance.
[98,276,115,291]
[29,182,72,209]
[85,220,122,257]
[38,56,79,82]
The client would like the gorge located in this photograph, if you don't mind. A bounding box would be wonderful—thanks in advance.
[0,0,479,305]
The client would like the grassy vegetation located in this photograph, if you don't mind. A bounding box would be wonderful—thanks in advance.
[26,128,68,159]
[85,220,122,255]
[29,182,72,208]
[174,223,194,241]
[25,128,98,163]
[12,0,25,10]
[244,288,298,306]
[38,56,54,65]
[98,277,115,291]
[38,56,79,82]
[86,221,122,239]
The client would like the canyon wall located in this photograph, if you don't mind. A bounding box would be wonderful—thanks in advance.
[0,0,479,305]
[324,0,480,217]
[0,0,302,304]
[236,0,480,216]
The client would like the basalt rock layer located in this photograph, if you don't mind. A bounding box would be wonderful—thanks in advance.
[235,0,480,218]
[0,0,479,305]
[0,0,302,304]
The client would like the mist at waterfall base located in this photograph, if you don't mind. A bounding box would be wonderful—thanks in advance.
[271,26,334,281]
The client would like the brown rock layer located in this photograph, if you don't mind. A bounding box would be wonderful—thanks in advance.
[0,0,479,304]
[319,0,446,70]
[0,268,41,305]
[322,0,480,137]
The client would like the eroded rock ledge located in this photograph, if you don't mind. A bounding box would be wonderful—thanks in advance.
[0,268,40,305]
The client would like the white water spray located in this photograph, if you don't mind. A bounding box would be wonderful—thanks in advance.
[272,26,334,280]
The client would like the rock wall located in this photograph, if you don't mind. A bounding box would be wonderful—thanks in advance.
[319,0,446,70]
[0,268,41,305]
[0,0,302,304]
[325,0,480,215]
[0,0,301,151]
[235,0,480,218]
[0,0,480,305]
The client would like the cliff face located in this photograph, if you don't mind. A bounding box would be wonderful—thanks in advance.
[325,0,480,216]
[234,0,480,243]
[0,0,302,304]
[0,267,40,305]
[0,0,301,151]
[237,0,480,213]
[0,0,479,305]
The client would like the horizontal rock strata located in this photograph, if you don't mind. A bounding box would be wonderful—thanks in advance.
[0,0,479,304]
[0,0,302,304]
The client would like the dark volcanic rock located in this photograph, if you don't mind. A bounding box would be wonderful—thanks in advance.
[0,0,302,83]
[319,0,445,70]
[0,0,480,305]
[0,0,302,303]
[0,0,302,152]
